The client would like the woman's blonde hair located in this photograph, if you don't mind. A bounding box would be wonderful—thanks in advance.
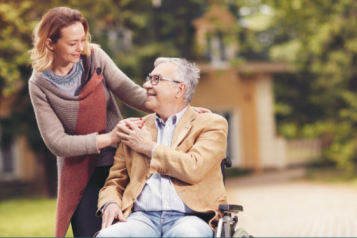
[29,7,96,72]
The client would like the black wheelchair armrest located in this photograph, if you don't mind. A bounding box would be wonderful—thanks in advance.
[219,204,243,214]
[224,157,232,168]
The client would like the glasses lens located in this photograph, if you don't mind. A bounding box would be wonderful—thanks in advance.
[152,75,160,85]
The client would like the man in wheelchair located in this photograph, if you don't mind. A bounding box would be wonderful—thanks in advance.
[96,57,229,237]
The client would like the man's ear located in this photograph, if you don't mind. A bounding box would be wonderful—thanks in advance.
[46,38,54,51]
[176,83,186,99]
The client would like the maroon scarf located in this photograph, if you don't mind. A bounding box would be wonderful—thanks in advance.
[55,67,106,237]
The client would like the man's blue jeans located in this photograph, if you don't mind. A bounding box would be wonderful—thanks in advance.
[97,211,214,237]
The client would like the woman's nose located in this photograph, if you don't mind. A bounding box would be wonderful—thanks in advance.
[78,41,84,52]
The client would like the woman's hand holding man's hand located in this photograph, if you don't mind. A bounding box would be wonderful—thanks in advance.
[97,118,145,149]
[117,120,156,158]
[109,118,145,144]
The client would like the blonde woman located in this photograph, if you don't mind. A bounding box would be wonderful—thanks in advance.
[29,7,208,237]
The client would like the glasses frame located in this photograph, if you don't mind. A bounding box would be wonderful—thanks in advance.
[146,75,182,85]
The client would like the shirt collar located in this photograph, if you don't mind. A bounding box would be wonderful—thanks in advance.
[155,105,188,128]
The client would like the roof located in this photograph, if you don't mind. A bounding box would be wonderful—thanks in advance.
[192,4,237,32]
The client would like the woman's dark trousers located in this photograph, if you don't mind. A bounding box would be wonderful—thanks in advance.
[70,166,111,237]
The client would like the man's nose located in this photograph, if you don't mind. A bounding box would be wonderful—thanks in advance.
[143,80,152,89]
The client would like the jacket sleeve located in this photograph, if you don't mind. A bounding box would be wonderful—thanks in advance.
[29,82,100,157]
[150,115,228,185]
[95,47,152,114]
[97,142,128,213]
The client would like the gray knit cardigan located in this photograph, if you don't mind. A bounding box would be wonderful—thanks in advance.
[29,47,152,236]
[29,47,150,176]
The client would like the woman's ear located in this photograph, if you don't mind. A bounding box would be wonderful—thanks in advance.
[46,38,54,51]
[176,83,186,99]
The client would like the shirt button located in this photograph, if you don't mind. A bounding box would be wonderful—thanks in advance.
[96,67,102,75]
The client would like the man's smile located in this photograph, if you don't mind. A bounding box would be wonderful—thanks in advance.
[147,92,157,97]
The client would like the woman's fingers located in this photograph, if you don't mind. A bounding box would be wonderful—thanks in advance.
[127,118,143,122]
[117,132,129,140]
[117,123,132,134]
[119,118,145,128]
[192,107,212,114]
[125,120,139,130]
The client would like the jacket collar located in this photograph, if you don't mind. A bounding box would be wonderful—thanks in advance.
[145,105,196,149]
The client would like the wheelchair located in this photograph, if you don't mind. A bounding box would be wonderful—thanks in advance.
[216,158,252,237]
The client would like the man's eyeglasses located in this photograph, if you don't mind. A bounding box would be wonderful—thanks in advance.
[145,75,182,85]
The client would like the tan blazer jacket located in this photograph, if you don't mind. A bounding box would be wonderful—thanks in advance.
[98,106,228,230]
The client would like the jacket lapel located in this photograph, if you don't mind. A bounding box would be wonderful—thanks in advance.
[170,106,196,149]
[140,114,157,171]
[145,114,157,143]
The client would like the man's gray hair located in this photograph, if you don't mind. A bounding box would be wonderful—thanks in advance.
[154,57,200,103]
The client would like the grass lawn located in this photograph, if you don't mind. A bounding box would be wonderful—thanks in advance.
[0,198,73,237]
[306,167,357,189]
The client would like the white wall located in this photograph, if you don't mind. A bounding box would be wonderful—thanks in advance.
[255,76,287,168]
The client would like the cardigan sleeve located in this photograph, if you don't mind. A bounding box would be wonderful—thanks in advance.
[29,81,100,157]
[95,47,152,114]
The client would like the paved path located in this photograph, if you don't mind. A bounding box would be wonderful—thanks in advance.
[225,169,357,237]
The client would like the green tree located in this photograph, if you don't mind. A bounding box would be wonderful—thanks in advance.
[258,0,357,170]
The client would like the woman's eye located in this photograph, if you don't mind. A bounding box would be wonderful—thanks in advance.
[70,44,76,46]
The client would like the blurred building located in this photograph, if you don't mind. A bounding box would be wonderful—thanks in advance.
[0,93,38,198]
[191,4,317,170]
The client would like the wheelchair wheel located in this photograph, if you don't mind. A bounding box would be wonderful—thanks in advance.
[233,228,252,237]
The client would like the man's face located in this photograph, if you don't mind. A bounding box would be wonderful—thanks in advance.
[143,62,178,113]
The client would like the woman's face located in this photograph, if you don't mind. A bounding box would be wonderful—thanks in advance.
[47,21,86,66]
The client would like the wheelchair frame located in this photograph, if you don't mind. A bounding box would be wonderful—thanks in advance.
[215,158,252,237]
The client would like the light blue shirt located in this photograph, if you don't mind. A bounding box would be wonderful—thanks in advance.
[133,106,196,213]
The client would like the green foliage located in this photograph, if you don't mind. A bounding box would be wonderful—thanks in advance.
[259,0,357,170]
[306,166,357,187]
[0,1,38,96]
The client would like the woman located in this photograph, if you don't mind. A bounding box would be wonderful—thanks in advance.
[28,7,207,237]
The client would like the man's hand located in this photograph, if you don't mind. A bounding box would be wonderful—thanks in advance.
[102,203,127,229]
[117,120,156,158]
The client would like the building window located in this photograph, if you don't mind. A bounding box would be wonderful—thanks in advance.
[0,134,16,180]
[213,110,241,167]
[205,32,230,67]
[2,143,14,173]
[107,28,132,53]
